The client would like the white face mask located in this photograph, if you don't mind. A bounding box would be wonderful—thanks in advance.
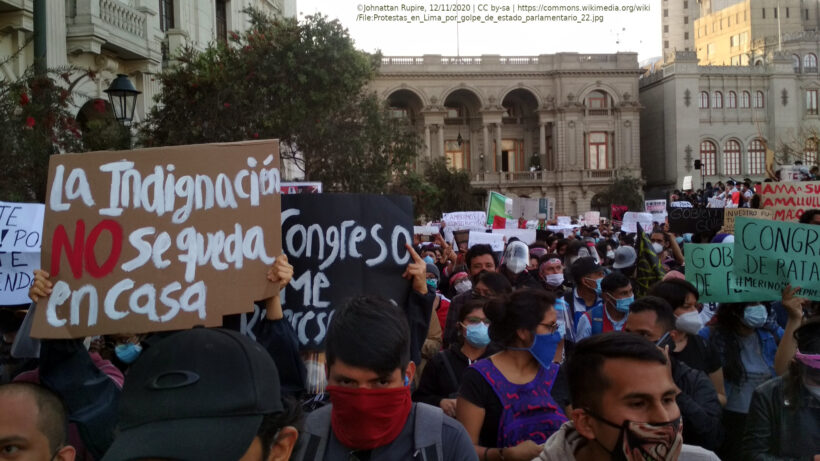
[651,242,664,255]
[454,280,472,294]
[606,250,615,259]
[545,273,564,287]
[675,311,703,335]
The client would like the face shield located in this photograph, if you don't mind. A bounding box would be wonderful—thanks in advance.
[503,241,530,274]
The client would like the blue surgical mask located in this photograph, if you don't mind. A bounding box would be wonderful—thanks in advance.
[742,304,768,328]
[586,277,602,295]
[511,331,562,368]
[465,323,491,347]
[675,236,684,245]
[426,279,438,290]
[612,295,634,313]
[423,256,435,265]
[115,343,142,364]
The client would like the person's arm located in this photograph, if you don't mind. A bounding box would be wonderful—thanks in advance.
[422,304,443,360]
[774,285,806,376]
[675,366,724,451]
[741,383,787,461]
[666,231,685,265]
[264,254,293,320]
[404,244,435,367]
[708,368,727,407]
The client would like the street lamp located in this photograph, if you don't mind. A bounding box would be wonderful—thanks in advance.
[456,132,464,147]
[104,74,141,125]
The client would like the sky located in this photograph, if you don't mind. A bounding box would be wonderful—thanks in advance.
[296,0,662,62]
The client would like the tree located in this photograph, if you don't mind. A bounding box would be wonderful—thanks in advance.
[138,9,421,191]
[591,174,644,215]
[0,67,86,202]
[392,158,485,221]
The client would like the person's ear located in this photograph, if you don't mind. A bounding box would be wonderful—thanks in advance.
[515,328,532,346]
[267,426,299,461]
[405,361,416,384]
[54,445,76,461]
[571,408,596,440]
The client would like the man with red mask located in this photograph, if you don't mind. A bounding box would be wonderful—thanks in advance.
[294,295,476,460]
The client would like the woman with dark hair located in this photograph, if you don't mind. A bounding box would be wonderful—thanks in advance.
[743,318,820,458]
[413,299,497,418]
[456,289,568,461]
[471,271,513,300]
[701,301,781,461]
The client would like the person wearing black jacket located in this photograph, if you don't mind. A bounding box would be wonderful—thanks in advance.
[742,319,820,459]
[625,296,724,451]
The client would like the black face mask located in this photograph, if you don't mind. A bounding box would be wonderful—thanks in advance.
[585,409,684,461]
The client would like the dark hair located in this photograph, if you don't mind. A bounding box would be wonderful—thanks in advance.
[648,279,699,310]
[628,296,676,332]
[326,296,410,374]
[556,239,569,252]
[474,271,513,295]
[567,332,667,413]
[786,319,820,404]
[799,209,820,224]
[0,383,68,453]
[601,271,631,294]
[466,244,498,268]
[484,289,555,347]
[595,240,611,261]
[257,397,302,460]
[456,299,489,345]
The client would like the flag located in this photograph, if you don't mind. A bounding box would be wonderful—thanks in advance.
[634,223,665,297]
[492,215,507,229]
[611,204,628,222]
[487,191,513,226]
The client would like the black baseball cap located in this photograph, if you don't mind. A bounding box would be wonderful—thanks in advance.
[570,256,603,279]
[103,328,283,461]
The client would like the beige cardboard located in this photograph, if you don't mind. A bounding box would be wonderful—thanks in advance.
[759,181,820,222]
[722,208,773,234]
[32,140,282,338]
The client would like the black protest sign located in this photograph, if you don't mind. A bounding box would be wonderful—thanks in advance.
[668,208,724,234]
[280,194,413,350]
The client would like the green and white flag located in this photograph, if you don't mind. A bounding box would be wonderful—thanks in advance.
[486,191,513,226]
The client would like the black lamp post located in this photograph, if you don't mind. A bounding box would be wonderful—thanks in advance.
[104,74,141,125]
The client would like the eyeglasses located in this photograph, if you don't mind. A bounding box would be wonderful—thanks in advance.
[539,322,560,334]
[464,316,491,326]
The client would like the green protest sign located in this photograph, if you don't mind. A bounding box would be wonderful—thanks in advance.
[733,217,820,301]
[684,243,778,303]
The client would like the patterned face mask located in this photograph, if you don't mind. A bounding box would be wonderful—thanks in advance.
[586,410,684,461]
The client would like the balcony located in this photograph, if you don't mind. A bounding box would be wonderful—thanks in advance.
[471,169,617,187]
[66,0,157,62]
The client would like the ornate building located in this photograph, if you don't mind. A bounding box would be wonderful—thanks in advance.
[372,53,644,216]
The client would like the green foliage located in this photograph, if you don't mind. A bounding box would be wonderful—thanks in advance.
[82,117,131,152]
[591,174,644,213]
[0,68,85,202]
[393,158,485,221]
[138,8,420,192]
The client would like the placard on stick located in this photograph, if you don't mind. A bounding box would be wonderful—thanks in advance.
[32,140,282,338]
[684,243,777,303]
[0,202,44,305]
[668,208,724,234]
[280,194,413,349]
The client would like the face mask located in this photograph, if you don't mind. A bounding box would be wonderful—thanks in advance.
[465,322,491,348]
[675,311,703,335]
[587,411,684,461]
[545,273,564,287]
[606,250,615,259]
[651,242,664,255]
[423,255,435,265]
[611,295,634,313]
[115,343,142,364]
[742,304,768,328]
[454,280,472,294]
[586,277,603,296]
[426,279,438,290]
[511,331,561,368]
[675,236,684,245]
[327,385,412,450]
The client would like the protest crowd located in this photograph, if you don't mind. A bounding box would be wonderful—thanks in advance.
[2,164,820,461]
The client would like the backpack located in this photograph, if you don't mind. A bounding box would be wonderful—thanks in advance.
[295,402,444,461]
[584,305,605,336]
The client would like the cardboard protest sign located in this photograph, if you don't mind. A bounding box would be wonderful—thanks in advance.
[684,243,778,303]
[442,211,486,230]
[469,231,505,252]
[280,194,413,349]
[733,217,820,300]
[668,208,724,234]
[621,212,654,233]
[453,230,470,249]
[492,229,537,245]
[722,208,773,234]
[644,200,667,221]
[32,141,282,338]
[0,202,44,305]
[280,182,322,194]
[759,181,820,221]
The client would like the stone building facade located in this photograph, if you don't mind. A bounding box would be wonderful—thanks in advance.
[372,53,644,217]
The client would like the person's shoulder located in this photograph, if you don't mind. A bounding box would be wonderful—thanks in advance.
[754,374,784,395]
[679,443,721,461]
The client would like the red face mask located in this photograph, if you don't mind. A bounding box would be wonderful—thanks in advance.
[327,384,412,450]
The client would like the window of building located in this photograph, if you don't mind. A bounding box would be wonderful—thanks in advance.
[388,107,409,119]
[807,8,810,20]
[754,90,765,108]
[805,138,818,165]
[664,25,669,33]
[741,91,751,108]
[713,91,723,108]
[664,9,668,17]
[728,91,737,108]
[684,16,689,24]
[707,43,715,58]
[700,91,710,108]
[762,8,766,18]
[748,140,766,175]
[793,54,802,73]
[586,90,610,115]
[731,55,741,65]
[774,7,778,18]
[445,106,465,119]
[159,0,175,32]
[216,0,228,43]
[683,0,688,8]
[804,53,818,72]
[664,40,669,49]
[807,89,818,115]
[700,141,717,175]
[588,132,608,169]
[724,140,741,175]
[684,32,689,40]
[445,140,469,170]
[740,32,748,46]
[786,7,789,17]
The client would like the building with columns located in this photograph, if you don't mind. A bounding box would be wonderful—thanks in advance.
[639,50,820,197]
[372,53,644,217]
